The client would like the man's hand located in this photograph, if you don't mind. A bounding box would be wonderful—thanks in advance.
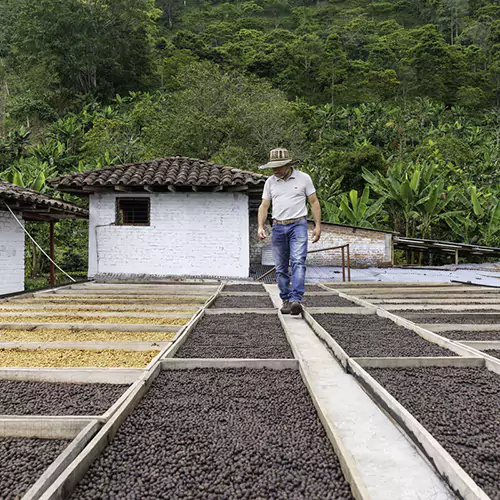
[312,225,321,243]
[258,227,267,240]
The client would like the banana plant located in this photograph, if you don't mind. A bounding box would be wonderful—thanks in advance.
[322,187,386,228]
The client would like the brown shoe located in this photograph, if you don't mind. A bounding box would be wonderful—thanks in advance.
[290,302,303,316]
[281,301,292,314]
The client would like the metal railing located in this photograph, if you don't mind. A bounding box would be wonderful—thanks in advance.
[256,244,351,282]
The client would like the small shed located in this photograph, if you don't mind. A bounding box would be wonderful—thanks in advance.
[0,181,89,295]
[50,157,267,279]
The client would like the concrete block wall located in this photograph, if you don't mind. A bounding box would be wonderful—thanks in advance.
[89,192,250,278]
[307,222,393,267]
[0,211,25,295]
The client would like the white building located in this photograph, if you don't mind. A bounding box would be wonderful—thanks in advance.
[0,181,88,295]
[50,157,394,280]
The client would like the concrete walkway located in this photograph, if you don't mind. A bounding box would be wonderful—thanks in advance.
[265,284,455,500]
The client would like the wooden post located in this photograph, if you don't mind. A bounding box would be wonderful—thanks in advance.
[455,248,459,266]
[49,221,55,286]
[346,245,351,282]
[341,246,345,282]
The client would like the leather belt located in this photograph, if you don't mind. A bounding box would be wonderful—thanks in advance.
[273,217,306,226]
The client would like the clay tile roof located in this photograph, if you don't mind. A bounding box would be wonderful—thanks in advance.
[49,157,267,193]
[0,181,89,220]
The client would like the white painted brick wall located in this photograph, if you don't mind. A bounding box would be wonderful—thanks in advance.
[0,211,25,295]
[89,192,250,278]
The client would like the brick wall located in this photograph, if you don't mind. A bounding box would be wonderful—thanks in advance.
[306,222,392,267]
[250,218,393,267]
[89,192,250,278]
[0,211,25,295]
[249,210,272,264]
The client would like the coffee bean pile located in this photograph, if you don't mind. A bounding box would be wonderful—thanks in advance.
[212,295,274,309]
[176,313,293,358]
[443,330,500,341]
[0,436,69,499]
[368,366,500,498]
[71,369,354,499]
[0,380,128,415]
[224,284,265,292]
[302,295,357,308]
[313,314,455,357]
[405,313,500,324]
[484,349,500,359]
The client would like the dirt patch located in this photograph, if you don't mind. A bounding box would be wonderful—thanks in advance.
[71,369,354,499]
[302,295,357,308]
[0,437,69,499]
[224,283,265,292]
[405,313,500,324]
[0,348,157,367]
[313,314,455,357]
[212,295,274,309]
[0,380,128,415]
[176,313,292,358]
[368,366,500,498]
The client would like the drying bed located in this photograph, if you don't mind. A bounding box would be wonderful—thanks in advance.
[0,315,187,325]
[394,309,500,315]
[405,313,500,324]
[211,295,274,309]
[70,369,354,499]
[0,329,176,342]
[312,314,455,357]
[175,313,293,359]
[442,330,500,341]
[484,349,500,359]
[0,348,157,367]
[223,284,264,292]
[20,296,205,304]
[302,295,357,308]
[0,307,197,314]
[0,380,128,415]
[367,366,500,498]
[0,436,70,499]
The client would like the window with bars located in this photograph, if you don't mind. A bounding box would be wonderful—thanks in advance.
[116,198,150,226]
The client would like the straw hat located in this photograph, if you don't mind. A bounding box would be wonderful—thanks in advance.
[258,148,299,170]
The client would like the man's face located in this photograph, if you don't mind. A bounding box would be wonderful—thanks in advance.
[272,166,291,179]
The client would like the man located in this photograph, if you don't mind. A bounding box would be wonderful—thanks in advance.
[257,148,321,315]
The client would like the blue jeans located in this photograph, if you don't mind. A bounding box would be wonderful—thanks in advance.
[271,219,308,303]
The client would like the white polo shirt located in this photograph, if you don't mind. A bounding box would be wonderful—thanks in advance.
[262,169,316,221]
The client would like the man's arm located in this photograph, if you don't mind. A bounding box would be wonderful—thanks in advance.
[308,192,321,243]
[257,199,271,239]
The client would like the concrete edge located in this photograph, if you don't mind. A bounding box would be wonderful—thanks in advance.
[381,304,500,311]
[161,358,299,369]
[0,417,96,439]
[347,359,490,500]
[205,308,277,315]
[0,323,181,332]
[0,311,193,319]
[22,420,101,500]
[419,323,500,332]
[304,307,374,315]
[457,340,500,350]
[0,341,170,351]
[352,357,485,368]
[300,309,350,370]
[0,367,144,384]
[297,362,371,500]
[38,364,161,500]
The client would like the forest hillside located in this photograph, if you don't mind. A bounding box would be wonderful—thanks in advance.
[0,0,499,276]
